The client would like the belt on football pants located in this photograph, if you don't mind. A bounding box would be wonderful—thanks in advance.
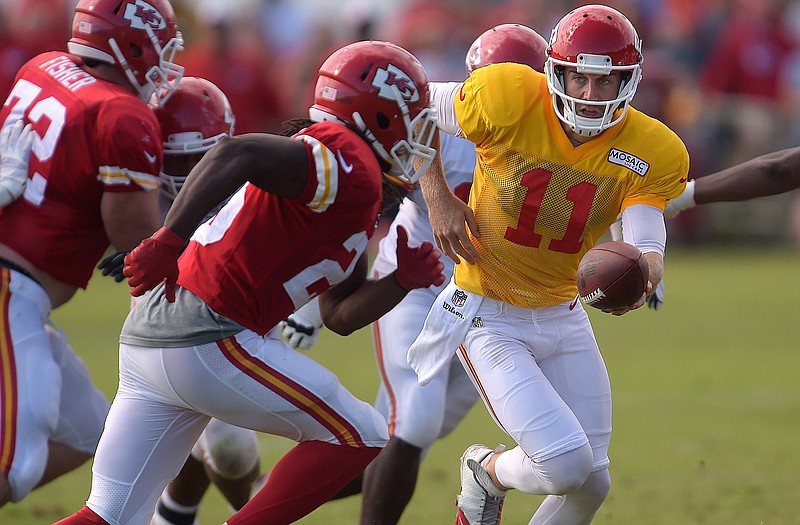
[0,256,41,286]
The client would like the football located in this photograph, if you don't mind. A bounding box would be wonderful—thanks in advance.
[576,241,649,310]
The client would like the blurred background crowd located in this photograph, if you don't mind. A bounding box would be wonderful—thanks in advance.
[3,0,800,246]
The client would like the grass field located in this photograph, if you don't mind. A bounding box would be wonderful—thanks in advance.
[2,247,799,525]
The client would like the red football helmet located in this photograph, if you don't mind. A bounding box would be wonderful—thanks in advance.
[545,4,642,136]
[67,0,184,106]
[154,77,235,199]
[309,40,436,185]
[466,24,548,75]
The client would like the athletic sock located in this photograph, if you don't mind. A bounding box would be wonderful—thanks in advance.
[155,488,200,525]
[226,441,381,525]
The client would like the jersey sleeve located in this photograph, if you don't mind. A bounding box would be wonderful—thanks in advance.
[95,97,162,193]
[455,63,543,147]
[292,122,382,214]
[294,133,340,213]
[622,132,690,211]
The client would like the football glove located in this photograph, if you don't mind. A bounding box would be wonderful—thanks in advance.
[663,180,695,219]
[0,121,34,207]
[647,280,665,311]
[393,225,445,291]
[280,299,323,350]
[123,227,185,301]
[98,251,128,282]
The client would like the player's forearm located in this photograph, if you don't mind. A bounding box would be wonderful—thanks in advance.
[320,276,407,336]
[643,251,663,291]
[317,254,405,335]
[695,146,800,205]
[102,190,162,251]
[163,134,307,240]
[418,143,454,205]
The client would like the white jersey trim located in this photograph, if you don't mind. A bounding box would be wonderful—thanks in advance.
[297,134,338,213]
[98,166,159,190]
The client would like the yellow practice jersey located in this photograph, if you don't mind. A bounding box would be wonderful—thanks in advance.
[453,62,689,308]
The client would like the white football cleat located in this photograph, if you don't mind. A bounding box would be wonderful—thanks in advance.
[455,443,507,525]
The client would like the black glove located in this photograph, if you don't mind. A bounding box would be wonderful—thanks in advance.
[647,280,665,311]
[98,250,128,283]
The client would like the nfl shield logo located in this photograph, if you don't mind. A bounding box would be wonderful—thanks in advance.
[451,289,467,307]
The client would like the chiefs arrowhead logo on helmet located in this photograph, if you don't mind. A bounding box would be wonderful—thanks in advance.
[124,0,167,31]
[69,0,183,106]
[372,65,419,103]
[309,41,436,186]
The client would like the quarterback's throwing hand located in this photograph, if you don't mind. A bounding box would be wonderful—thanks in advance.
[394,225,445,290]
[428,193,480,265]
[123,226,185,301]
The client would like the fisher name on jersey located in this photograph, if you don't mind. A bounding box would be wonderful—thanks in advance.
[0,52,161,288]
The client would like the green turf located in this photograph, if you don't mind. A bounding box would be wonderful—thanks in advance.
[2,247,799,524]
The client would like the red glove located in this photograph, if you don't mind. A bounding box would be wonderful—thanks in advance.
[123,227,186,302]
[394,225,445,291]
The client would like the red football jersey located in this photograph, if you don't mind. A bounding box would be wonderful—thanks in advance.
[0,52,161,288]
[177,121,383,335]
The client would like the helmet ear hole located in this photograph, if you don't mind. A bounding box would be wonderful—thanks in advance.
[376,112,391,129]
[130,43,142,58]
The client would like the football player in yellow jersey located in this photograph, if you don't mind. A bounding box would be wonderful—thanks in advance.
[409,4,689,525]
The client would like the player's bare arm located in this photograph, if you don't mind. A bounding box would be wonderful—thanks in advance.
[164,133,309,239]
[320,225,444,335]
[694,146,800,204]
[101,190,161,251]
[643,251,663,291]
[666,146,800,217]
[318,254,406,336]
[418,133,480,265]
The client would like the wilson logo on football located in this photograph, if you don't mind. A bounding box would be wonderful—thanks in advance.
[581,288,606,305]
[125,0,165,30]
[372,65,419,103]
